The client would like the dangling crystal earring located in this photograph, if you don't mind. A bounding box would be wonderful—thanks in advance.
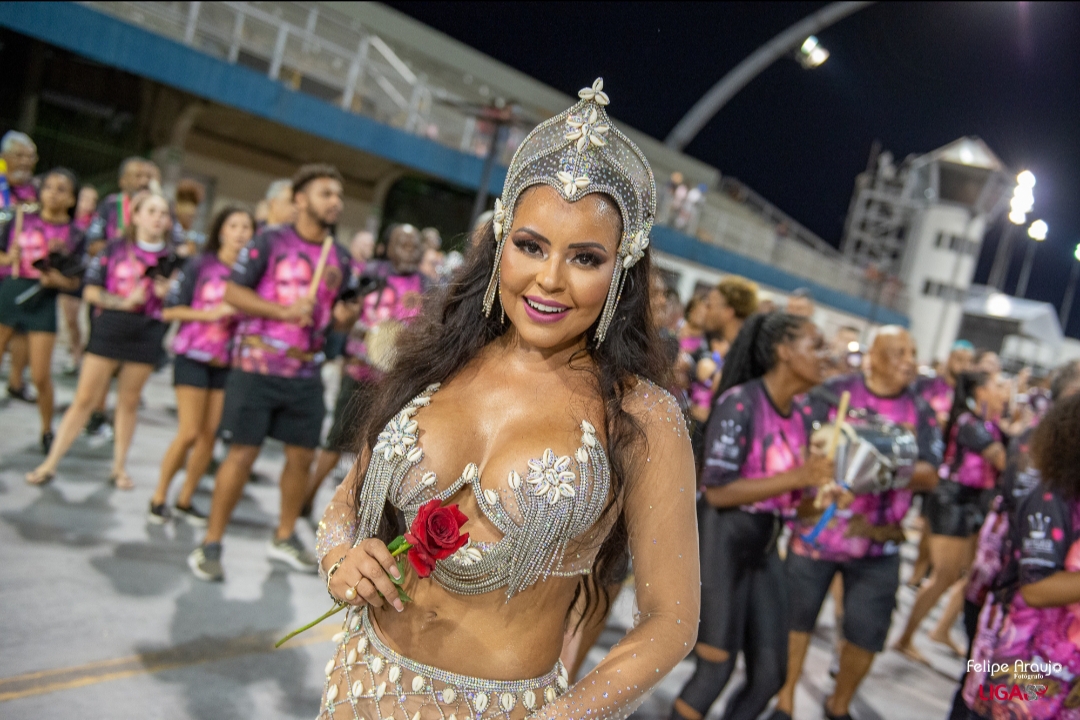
[499,287,507,324]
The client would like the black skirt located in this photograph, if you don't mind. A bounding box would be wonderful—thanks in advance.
[924,478,995,538]
[86,309,167,365]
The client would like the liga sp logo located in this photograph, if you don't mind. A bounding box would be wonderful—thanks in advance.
[976,684,1047,702]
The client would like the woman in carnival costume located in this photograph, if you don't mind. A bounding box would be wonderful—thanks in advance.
[313,78,699,719]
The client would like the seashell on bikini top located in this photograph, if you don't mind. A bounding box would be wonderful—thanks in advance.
[355,383,614,599]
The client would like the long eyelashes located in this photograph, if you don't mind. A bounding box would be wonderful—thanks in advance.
[513,238,542,256]
[512,238,603,267]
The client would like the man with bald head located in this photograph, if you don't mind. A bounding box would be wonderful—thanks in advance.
[773,326,942,720]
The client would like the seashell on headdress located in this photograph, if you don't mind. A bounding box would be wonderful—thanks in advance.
[482,78,656,343]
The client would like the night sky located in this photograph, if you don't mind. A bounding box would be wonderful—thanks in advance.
[387,2,1080,338]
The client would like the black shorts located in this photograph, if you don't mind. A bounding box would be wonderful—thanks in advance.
[173,355,230,390]
[86,309,167,365]
[924,479,994,538]
[325,374,378,452]
[219,370,325,449]
[698,504,787,653]
[786,551,901,653]
[0,278,57,333]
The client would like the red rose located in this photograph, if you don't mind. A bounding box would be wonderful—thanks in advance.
[404,499,469,578]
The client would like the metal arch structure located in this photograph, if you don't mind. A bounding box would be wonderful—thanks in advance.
[664,1,874,151]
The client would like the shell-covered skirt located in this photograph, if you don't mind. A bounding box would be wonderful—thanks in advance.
[319,607,569,719]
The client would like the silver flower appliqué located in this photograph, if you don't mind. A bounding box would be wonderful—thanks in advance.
[372,412,418,461]
[492,198,506,240]
[556,171,590,199]
[565,107,610,152]
[526,449,577,504]
[577,78,610,106]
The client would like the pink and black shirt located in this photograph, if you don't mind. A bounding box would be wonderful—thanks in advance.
[83,238,173,320]
[166,253,237,366]
[964,488,1080,719]
[789,373,942,562]
[701,378,812,515]
[230,225,351,379]
[0,212,84,283]
[940,412,1004,491]
[344,260,427,383]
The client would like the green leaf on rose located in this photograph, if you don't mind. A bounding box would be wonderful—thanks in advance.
[387,536,406,554]
[396,585,412,604]
[389,557,407,586]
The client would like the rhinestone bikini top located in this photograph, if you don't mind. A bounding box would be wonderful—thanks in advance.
[353,383,614,601]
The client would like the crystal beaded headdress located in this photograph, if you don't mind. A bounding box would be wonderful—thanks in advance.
[482,78,656,343]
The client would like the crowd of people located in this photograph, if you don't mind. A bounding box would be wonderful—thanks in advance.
[2,102,1079,720]
[649,272,1079,720]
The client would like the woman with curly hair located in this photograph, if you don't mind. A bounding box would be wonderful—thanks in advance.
[963,391,1080,719]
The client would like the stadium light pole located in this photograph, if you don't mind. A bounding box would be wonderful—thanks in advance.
[1061,243,1080,331]
[664,1,873,151]
[1014,219,1047,298]
[988,171,1036,290]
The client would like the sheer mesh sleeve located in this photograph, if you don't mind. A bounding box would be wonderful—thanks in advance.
[531,382,699,720]
[315,449,370,575]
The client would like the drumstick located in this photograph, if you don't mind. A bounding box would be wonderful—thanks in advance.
[825,391,851,461]
[10,205,24,279]
[803,390,852,545]
[307,236,335,300]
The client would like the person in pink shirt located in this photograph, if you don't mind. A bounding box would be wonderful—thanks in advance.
[963,392,1080,719]
[894,371,1008,662]
[28,191,176,489]
[674,312,832,720]
[189,164,360,582]
[149,207,254,525]
[0,168,83,452]
[303,223,427,516]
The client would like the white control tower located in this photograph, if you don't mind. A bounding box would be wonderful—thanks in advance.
[841,137,1012,361]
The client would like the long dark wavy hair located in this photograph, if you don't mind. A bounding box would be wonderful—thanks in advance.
[352,191,670,627]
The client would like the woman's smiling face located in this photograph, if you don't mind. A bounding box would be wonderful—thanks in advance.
[498,185,622,353]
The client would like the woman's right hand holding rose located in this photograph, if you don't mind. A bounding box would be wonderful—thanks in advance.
[328,538,405,612]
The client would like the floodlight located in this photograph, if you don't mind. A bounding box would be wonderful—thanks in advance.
[1028,220,1048,241]
[798,36,829,68]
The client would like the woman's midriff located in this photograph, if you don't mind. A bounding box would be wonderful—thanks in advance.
[370,573,578,680]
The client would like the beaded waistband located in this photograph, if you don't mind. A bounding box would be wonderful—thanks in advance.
[360,606,566,694]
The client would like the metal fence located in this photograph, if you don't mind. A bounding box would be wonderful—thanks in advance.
[81,0,524,163]
[81,0,908,315]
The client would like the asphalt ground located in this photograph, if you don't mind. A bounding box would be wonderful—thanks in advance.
[0,356,962,719]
